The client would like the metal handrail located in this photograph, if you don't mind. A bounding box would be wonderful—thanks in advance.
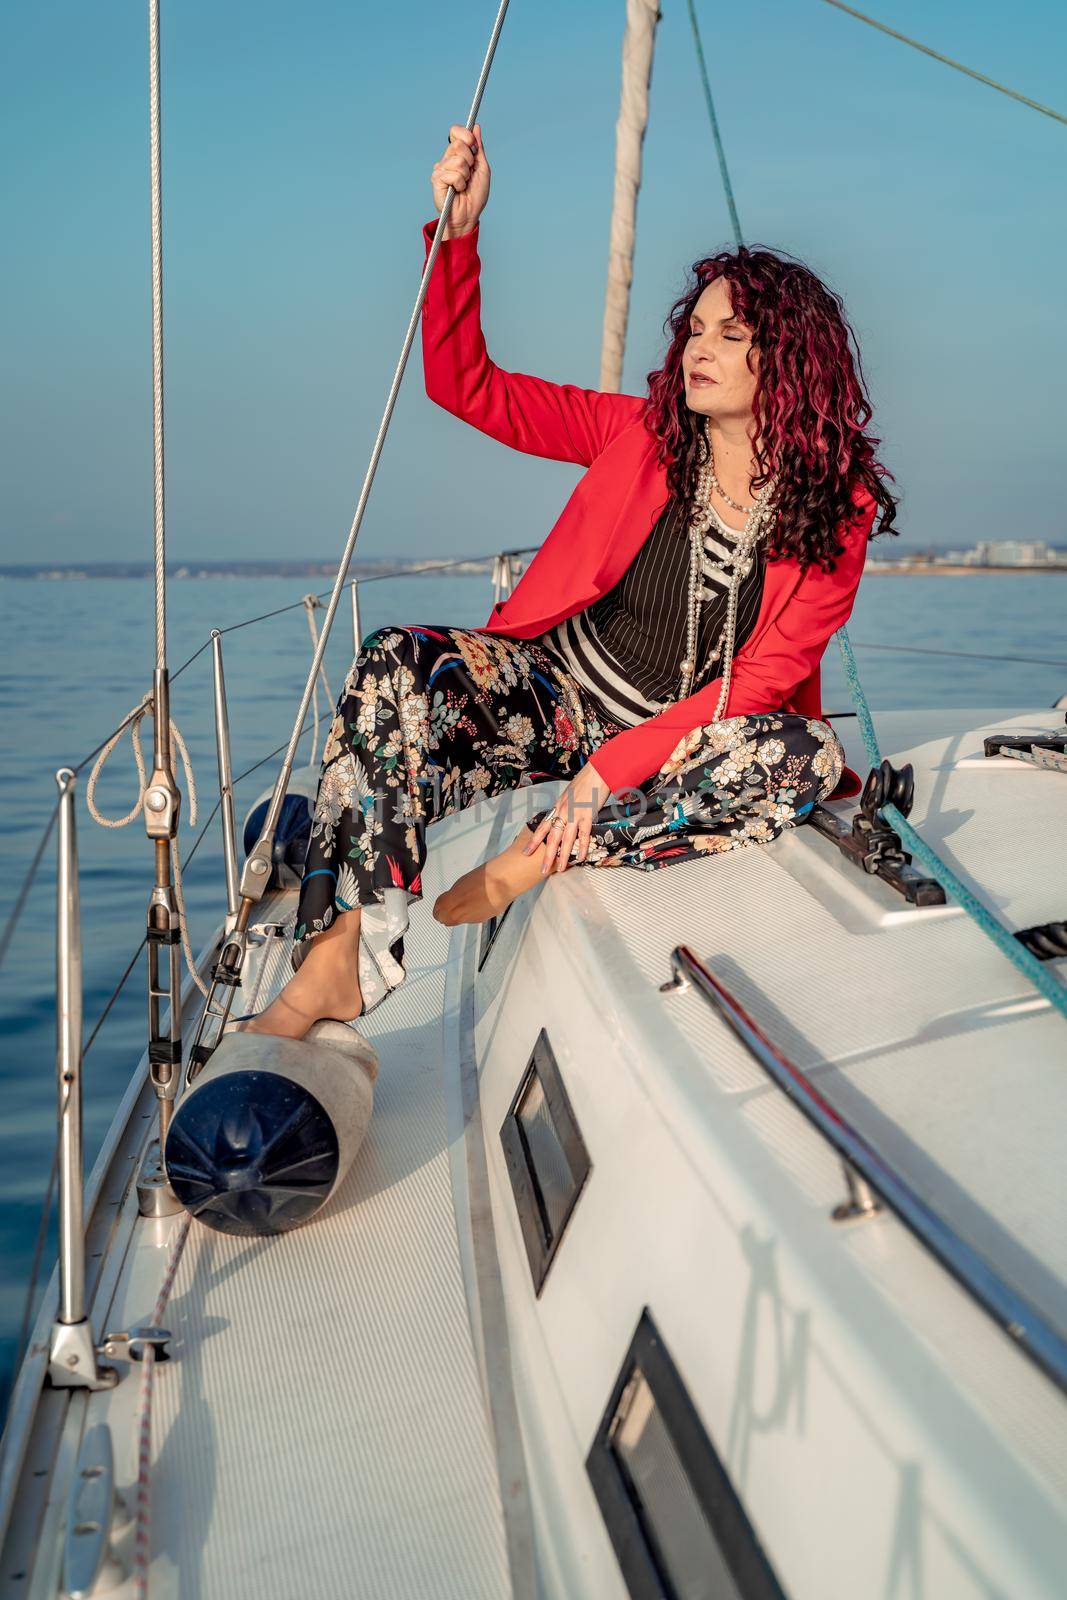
[54,771,84,1329]
[210,631,240,925]
[45,771,118,1391]
[661,943,1067,1398]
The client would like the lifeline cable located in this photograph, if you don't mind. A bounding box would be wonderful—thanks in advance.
[835,623,1067,1021]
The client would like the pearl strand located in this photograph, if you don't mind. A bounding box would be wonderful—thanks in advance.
[671,422,778,710]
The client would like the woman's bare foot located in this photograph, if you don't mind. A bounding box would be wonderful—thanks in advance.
[433,825,549,926]
[236,909,363,1040]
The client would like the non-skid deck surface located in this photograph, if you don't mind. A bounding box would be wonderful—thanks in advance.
[143,707,1064,1594]
[588,707,1067,1340]
[150,810,512,1599]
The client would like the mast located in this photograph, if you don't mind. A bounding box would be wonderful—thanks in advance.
[600,0,661,392]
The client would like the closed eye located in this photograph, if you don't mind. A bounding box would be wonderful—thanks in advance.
[690,324,747,342]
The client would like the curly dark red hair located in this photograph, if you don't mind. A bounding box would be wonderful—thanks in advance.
[643,243,898,572]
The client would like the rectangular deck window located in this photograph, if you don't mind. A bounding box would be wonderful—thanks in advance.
[499,1027,592,1294]
[587,1310,786,1600]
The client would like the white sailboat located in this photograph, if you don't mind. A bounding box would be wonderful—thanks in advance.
[2,3,1065,1597]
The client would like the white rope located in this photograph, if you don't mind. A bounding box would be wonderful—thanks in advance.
[85,697,210,999]
[601,0,660,392]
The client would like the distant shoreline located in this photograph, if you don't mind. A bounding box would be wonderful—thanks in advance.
[0,558,502,582]
[3,557,1066,581]
[866,562,1067,576]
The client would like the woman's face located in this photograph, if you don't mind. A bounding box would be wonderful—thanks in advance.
[681,277,759,425]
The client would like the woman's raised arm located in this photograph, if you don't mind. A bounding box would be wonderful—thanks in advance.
[422,124,643,467]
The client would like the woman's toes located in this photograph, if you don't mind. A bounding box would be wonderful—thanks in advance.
[432,891,455,925]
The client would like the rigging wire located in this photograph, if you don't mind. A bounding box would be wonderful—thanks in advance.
[249,0,512,859]
[352,550,535,583]
[685,0,743,245]
[0,796,60,976]
[148,0,167,669]
[818,0,1067,127]
[850,639,1067,672]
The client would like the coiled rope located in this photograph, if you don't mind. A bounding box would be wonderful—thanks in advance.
[85,695,210,998]
[835,624,1067,1021]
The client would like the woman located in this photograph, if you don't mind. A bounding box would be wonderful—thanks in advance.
[241,122,896,1038]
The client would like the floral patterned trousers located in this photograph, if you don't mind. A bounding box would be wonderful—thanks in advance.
[292,623,845,1013]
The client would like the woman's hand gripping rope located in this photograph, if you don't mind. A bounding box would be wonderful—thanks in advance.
[524,757,611,876]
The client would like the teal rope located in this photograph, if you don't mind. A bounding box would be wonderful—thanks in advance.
[686,0,743,246]
[834,624,1067,1021]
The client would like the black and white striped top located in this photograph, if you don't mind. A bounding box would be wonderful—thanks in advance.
[535,496,765,728]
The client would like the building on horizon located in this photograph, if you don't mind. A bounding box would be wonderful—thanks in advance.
[962,539,1062,567]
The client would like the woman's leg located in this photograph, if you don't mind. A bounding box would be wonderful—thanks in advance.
[244,624,596,1036]
[566,712,846,871]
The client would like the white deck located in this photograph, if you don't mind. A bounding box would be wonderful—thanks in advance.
[5,704,1066,1599]
[152,829,518,1598]
[458,708,1067,1599]
[32,805,526,1600]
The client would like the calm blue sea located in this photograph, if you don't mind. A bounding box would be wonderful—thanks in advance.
[1,570,1064,1408]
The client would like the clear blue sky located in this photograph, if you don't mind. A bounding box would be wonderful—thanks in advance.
[2,0,1064,563]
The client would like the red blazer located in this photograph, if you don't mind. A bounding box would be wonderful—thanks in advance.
[420,219,875,801]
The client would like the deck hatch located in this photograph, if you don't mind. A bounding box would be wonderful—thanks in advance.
[587,1309,785,1600]
[500,1027,591,1293]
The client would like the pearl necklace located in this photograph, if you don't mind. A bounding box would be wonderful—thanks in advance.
[672,421,778,715]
